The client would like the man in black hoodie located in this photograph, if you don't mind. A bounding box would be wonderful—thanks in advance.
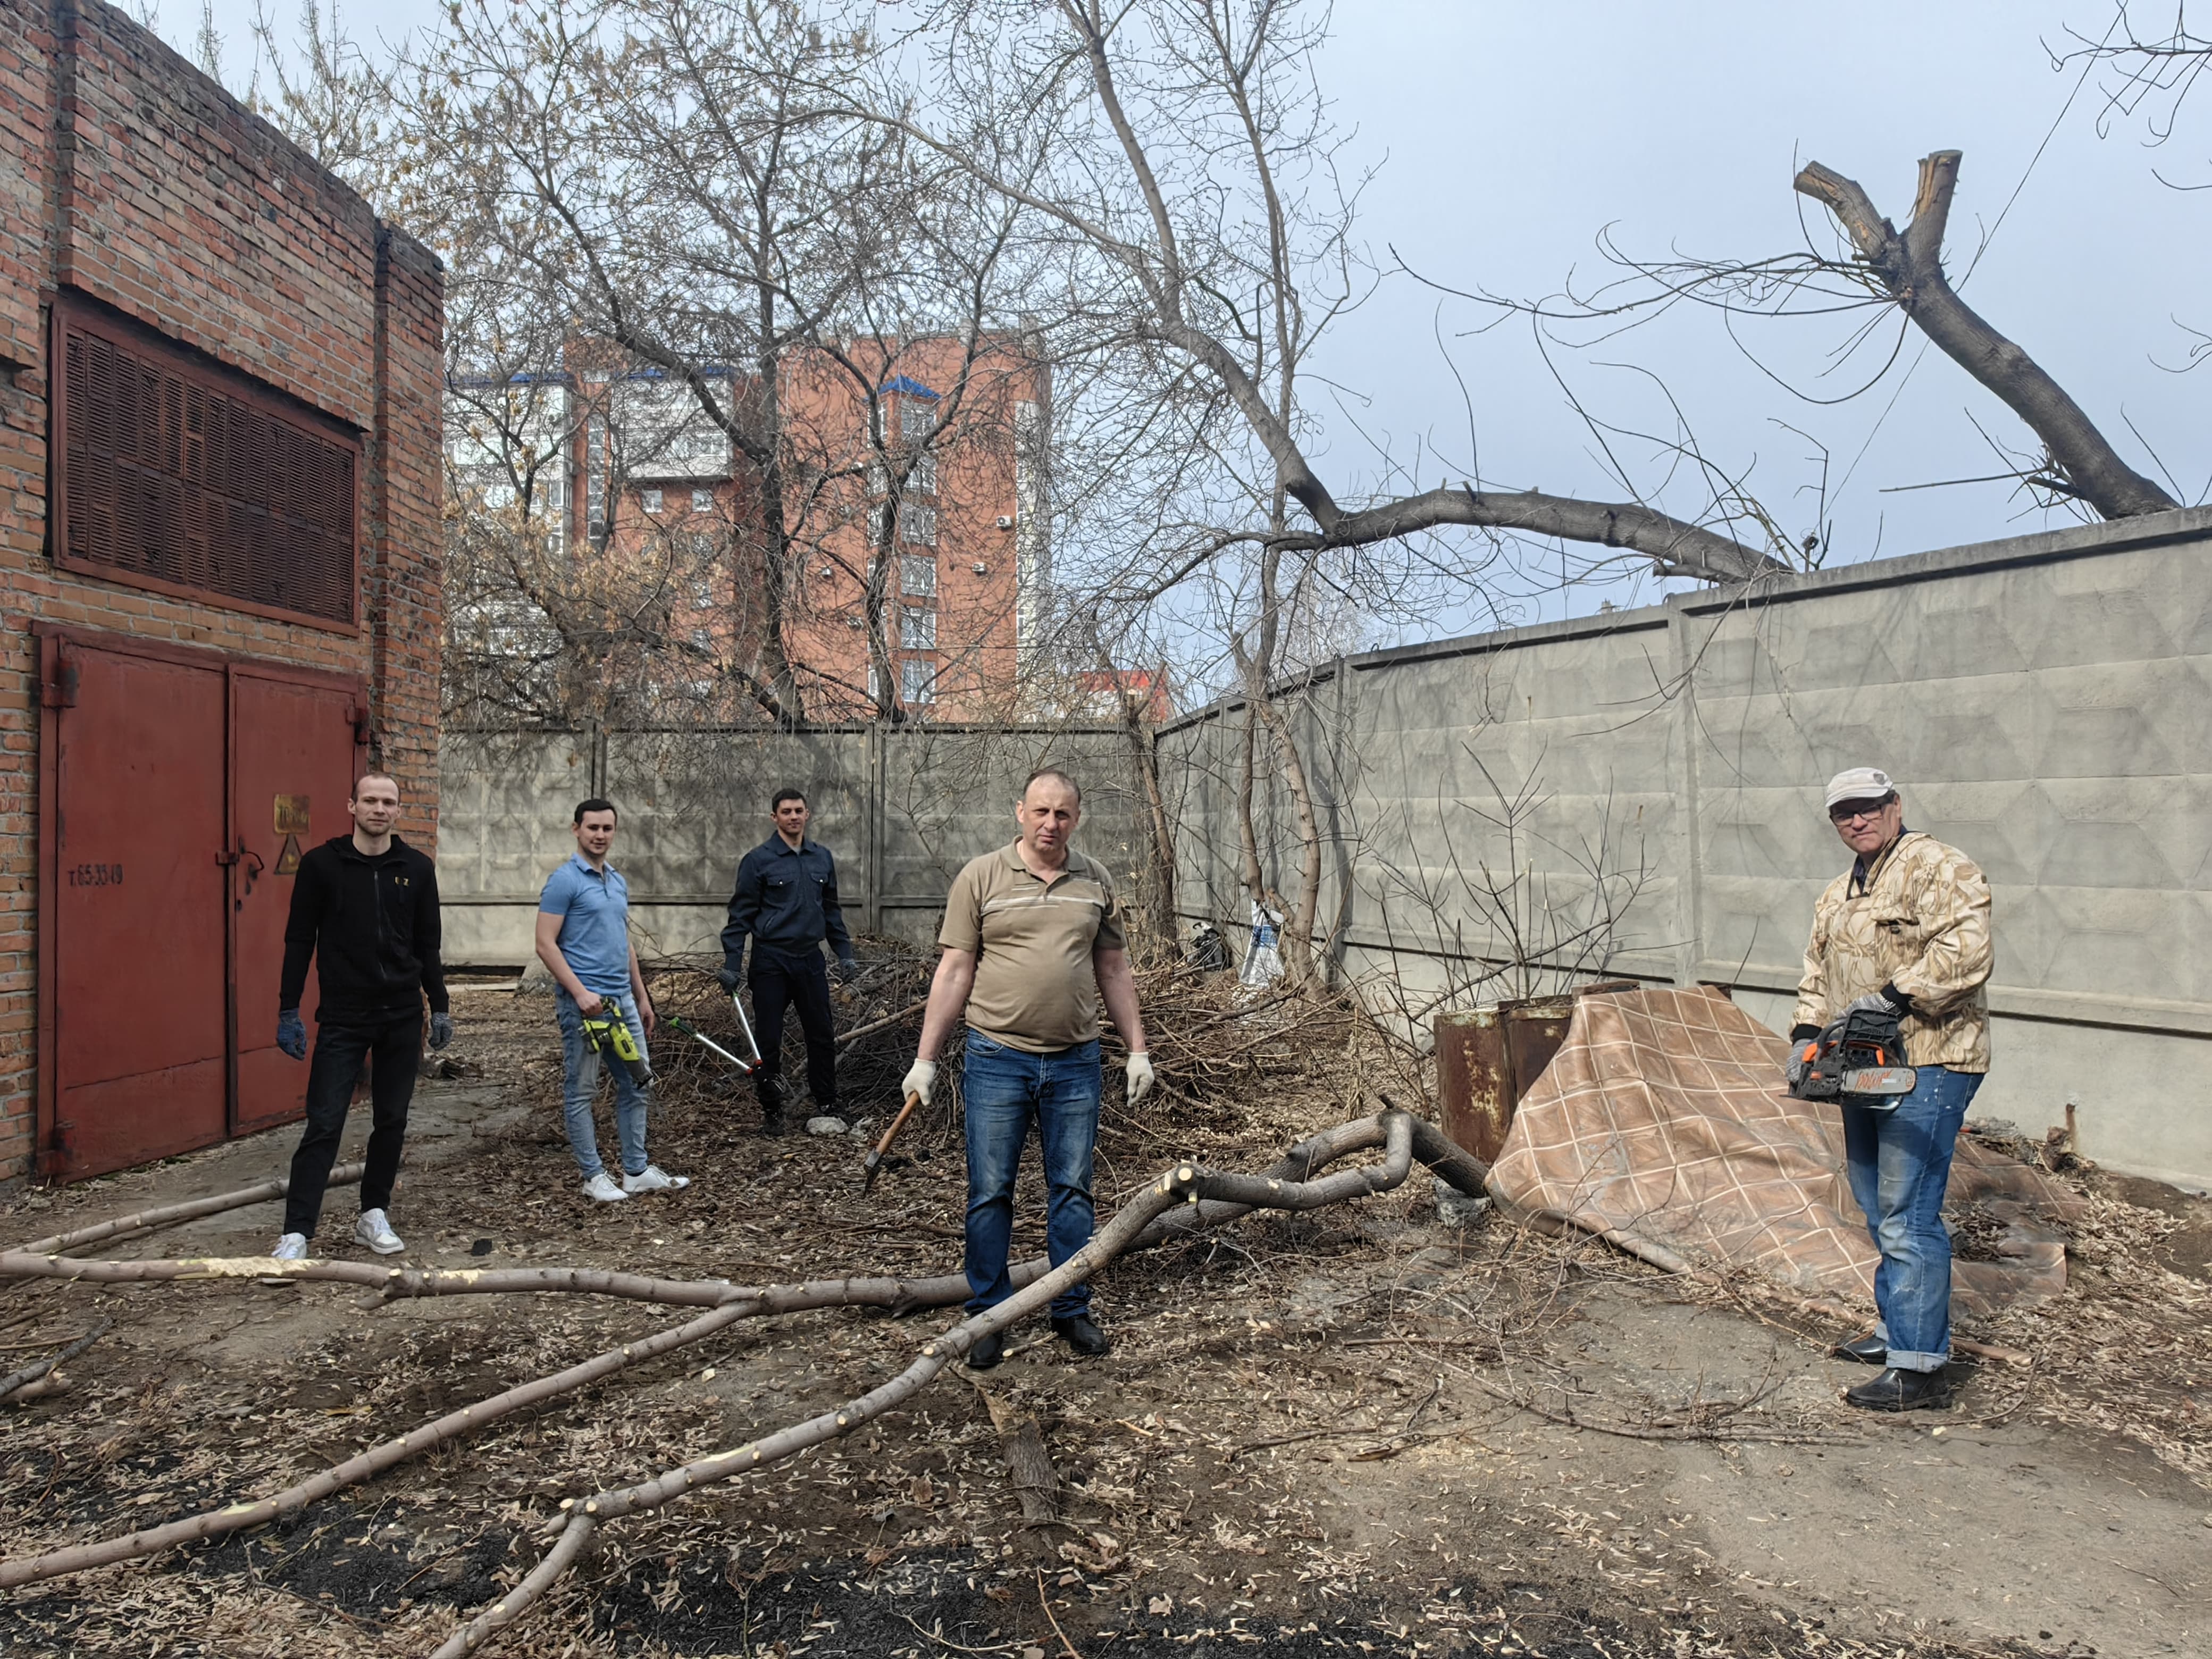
[270,773,451,1261]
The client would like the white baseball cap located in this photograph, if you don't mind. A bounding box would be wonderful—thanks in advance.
[1824,767,1896,811]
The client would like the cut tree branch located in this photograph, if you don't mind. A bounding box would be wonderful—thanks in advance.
[1273,484,1786,582]
[431,1111,1440,1656]
[0,1114,1479,1596]
[9,1161,366,1260]
[1794,150,2177,520]
[0,1320,112,1405]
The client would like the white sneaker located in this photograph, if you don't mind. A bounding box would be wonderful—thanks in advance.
[621,1164,691,1195]
[353,1209,405,1255]
[270,1233,309,1261]
[582,1171,630,1203]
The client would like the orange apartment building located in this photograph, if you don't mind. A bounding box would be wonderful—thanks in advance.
[451,334,1049,723]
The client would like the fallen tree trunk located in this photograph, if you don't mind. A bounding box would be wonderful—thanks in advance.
[0,1301,750,1586]
[432,1113,1430,1657]
[0,1108,1484,1598]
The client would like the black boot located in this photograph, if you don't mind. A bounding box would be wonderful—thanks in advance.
[967,1329,1005,1370]
[1845,1365,1950,1412]
[1830,1332,1888,1365]
[757,1081,787,1137]
[1051,1314,1111,1358]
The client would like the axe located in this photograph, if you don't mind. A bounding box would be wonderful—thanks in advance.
[861,1092,922,1193]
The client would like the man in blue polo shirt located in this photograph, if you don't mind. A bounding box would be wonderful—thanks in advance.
[535,797,690,1204]
[718,787,859,1135]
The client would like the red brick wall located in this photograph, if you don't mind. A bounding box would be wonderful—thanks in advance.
[0,0,443,1187]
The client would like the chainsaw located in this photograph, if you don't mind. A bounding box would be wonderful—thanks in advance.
[579,1008,654,1088]
[1788,1004,1916,1105]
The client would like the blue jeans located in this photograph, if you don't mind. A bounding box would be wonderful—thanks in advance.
[963,1032,1102,1320]
[1840,1065,1984,1372]
[554,989,652,1180]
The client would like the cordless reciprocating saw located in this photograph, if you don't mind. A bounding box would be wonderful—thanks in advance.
[1787,1004,1916,1104]
[579,1008,653,1088]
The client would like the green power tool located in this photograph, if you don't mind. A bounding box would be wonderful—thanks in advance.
[579,1008,653,1088]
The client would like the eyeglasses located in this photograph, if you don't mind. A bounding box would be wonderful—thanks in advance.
[1828,800,1891,825]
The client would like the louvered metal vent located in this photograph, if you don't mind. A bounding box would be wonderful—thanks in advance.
[53,297,359,628]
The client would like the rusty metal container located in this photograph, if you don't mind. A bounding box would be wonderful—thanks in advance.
[1434,982,1638,1162]
[1434,1005,1513,1164]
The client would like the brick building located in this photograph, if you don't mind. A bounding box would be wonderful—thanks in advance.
[448,333,1047,723]
[0,0,443,1187]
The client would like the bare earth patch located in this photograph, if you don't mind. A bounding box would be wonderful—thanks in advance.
[3,970,2206,1657]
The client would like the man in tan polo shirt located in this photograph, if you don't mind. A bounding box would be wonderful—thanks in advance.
[902,768,1154,1369]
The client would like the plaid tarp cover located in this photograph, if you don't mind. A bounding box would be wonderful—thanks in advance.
[1484,986,2078,1316]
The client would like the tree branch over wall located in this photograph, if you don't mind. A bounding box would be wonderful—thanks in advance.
[1794,148,2177,520]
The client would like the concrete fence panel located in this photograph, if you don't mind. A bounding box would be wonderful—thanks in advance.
[1158,508,2212,1186]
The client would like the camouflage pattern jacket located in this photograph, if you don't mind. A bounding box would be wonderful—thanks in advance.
[1794,830,1993,1073]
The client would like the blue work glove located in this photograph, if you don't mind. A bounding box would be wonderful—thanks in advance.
[835,956,860,985]
[276,1008,307,1061]
[717,959,743,994]
[428,1011,454,1051]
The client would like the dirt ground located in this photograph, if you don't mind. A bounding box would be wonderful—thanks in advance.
[2,974,2208,1659]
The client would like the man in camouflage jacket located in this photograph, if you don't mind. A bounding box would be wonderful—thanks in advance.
[1792,766,1993,1412]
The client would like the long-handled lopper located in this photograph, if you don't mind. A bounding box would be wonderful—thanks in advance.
[861,1092,921,1193]
[663,1014,753,1074]
[728,989,765,1066]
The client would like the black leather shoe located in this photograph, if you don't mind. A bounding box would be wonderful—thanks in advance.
[1051,1314,1111,1358]
[1831,1332,1888,1365]
[758,1106,787,1138]
[967,1330,1004,1370]
[1845,1365,1950,1412]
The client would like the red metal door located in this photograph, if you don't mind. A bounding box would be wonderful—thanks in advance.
[48,641,230,1178]
[230,669,367,1134]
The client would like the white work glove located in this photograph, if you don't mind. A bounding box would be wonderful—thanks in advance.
[902,1058,938,1105]
[1126,1051,1155,1107]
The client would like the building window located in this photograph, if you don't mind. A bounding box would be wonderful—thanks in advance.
[911,451,938,496]
[900,606,937,650]
[690,579,714,609]
[642,487,664,513]
[689,626,712,650]
[901,657,936,705]
[586,399,609,538]
[901,505,937,547]
[900,555,937,598]
[901,397,936,441]
[691,487,714,511]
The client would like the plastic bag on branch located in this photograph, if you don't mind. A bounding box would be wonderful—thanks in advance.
[1239,901,1284,988]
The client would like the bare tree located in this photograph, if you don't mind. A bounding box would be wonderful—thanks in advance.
[828,0,1790,984]
[388,0,921,725]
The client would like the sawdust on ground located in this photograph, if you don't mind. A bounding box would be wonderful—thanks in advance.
[2,958,2207,1659]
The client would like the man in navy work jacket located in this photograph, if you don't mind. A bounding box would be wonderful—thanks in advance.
[271,772,451,1262]
[719,787,859,1135]
[538,797,690,1203]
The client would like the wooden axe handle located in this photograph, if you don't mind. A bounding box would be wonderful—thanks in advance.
[870,1093,921,1164]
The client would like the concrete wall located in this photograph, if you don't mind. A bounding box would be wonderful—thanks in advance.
[1160,508,2212,1189]
[439,725,1160,967]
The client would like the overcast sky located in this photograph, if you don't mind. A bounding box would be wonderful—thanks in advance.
[166,1,2209,635]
